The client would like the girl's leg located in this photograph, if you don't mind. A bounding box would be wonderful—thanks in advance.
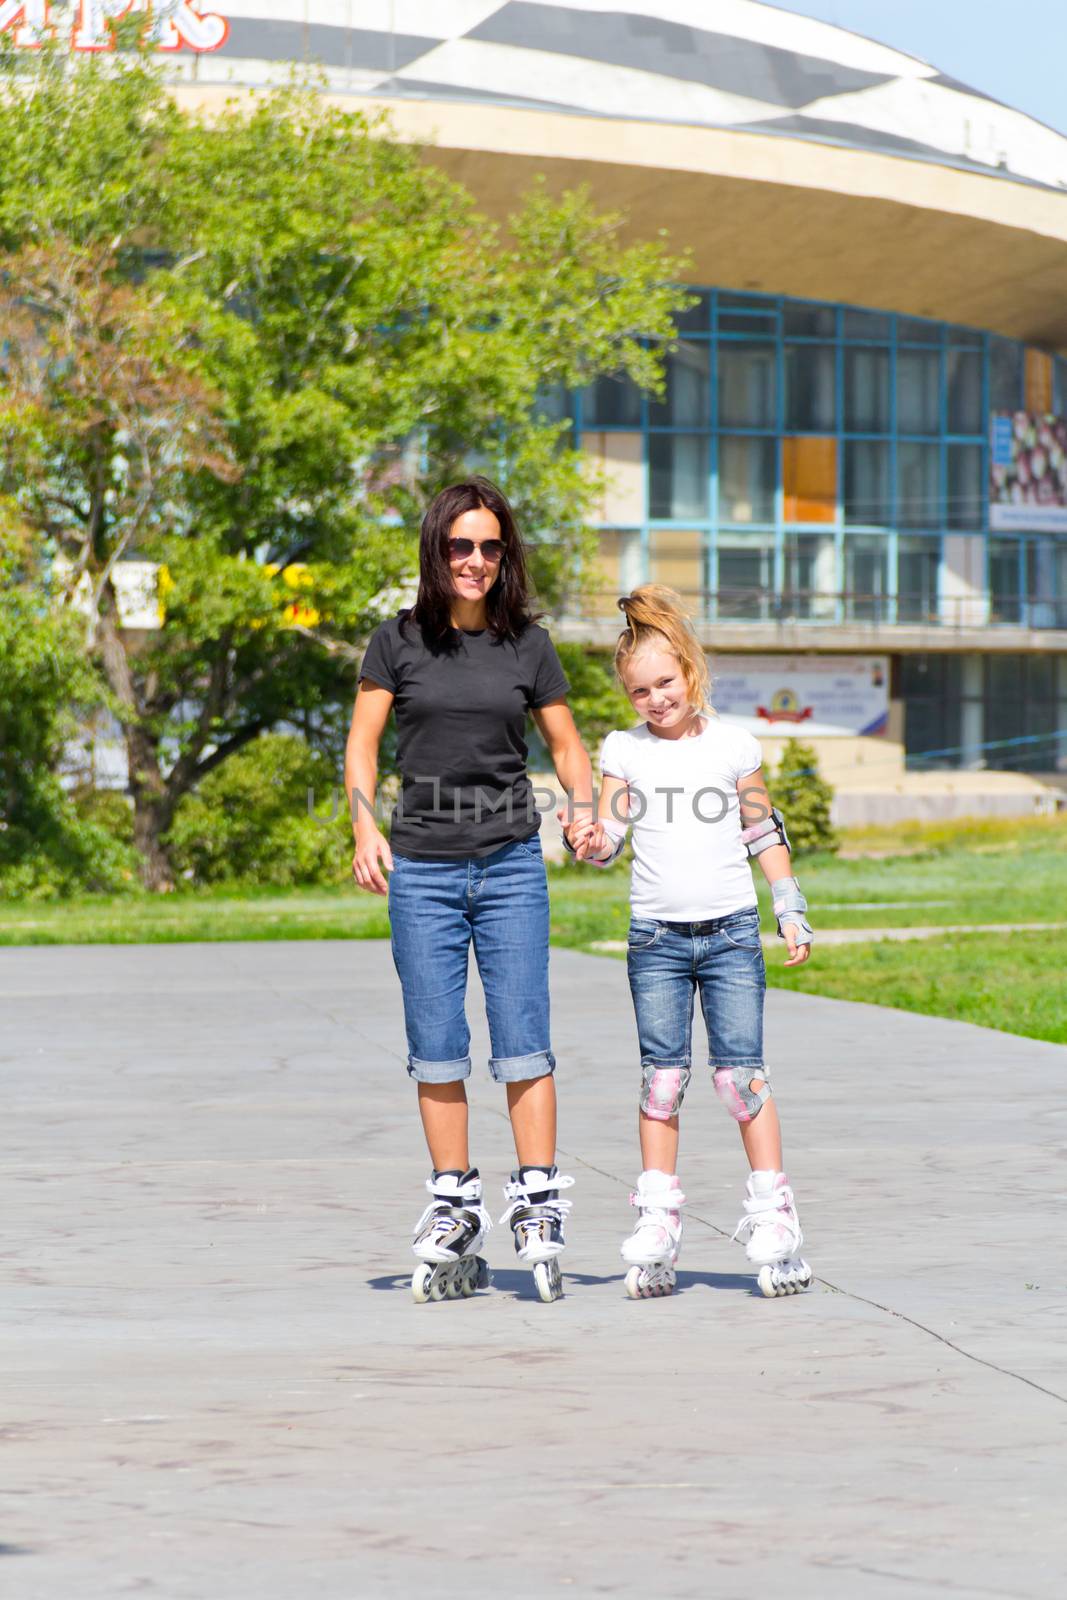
[639,1109,678,1175]
[417,1082,471,1171]
[739,1092,782,1173]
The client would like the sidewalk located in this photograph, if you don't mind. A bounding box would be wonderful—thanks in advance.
[2,941,1065,1599]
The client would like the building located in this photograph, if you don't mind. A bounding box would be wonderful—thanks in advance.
[12,1,1067,814]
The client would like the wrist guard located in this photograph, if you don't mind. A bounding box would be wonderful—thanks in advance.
[770,876,813,946]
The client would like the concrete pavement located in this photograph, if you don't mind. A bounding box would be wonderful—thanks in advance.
[2,939,1066,1599]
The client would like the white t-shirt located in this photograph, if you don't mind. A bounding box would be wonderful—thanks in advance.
[600,717,763,921]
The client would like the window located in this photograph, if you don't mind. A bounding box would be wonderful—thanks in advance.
[844,534,889,621]
[590,530,642,616]
[845,347,890,432]
[674,289,711,333]
[784,531,837,619]
[649,529,705,608]
[990,338,1024,413]
[783,303,836,337]
[582,372,641,426]
[785,345,836,430]
[716,531,774,620]
[946,444,983,531]
[844,309,891,339]
[898,317,940,344]
[584,432,644,523]
[717,293,778,334]
[784,436,836,523]
[901,655,963,767]
[947,350,982,435]
[648,342,710,426]
[898,535,940,623]
[649,434,708,519]
[897,350,940,434]
[989,538,1022,623]
[1026,536,1067,629]
[718,343,776,428]
[898,442,940,529]
[844,440,890,525]
[719,436,776,523]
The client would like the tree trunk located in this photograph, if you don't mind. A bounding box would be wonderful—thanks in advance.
[132,797,175,893]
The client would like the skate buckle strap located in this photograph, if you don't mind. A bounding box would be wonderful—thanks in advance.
[499,1173,575,1229]
[414,1173,493,1239]
[630,1186,686,1210]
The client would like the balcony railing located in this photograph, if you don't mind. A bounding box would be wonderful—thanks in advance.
[563,589,1067,632]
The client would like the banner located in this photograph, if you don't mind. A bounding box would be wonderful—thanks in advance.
[712,655,889,738]
[990,411,1067,533]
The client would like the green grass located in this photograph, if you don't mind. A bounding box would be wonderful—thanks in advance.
[1,815,1064,1043]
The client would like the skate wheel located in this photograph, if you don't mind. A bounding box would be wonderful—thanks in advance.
[444,1270,462,1299]
[757,1265,778,1298]
[411,1264,434,1304]
[428,1270,448,1301]
[533,1259,562,1303]
[459,1259,477,1297]
[624,1265,644,1300]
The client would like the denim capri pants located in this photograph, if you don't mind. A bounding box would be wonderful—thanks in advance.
[626,905,767,1076]
[387,835,555,1085]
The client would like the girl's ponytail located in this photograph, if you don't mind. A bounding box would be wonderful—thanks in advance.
[614,584,710,710]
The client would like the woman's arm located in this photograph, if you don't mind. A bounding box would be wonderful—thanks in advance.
[737,768,811,968]
[532,700,596,855]
[345,682,395,895]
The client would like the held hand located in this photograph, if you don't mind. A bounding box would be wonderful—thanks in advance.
[581,822,611,862]
[352,830,393,895]
[557,806,597,859]
[782,921,811,967]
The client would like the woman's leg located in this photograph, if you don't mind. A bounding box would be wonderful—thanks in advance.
[471,839,557,1164]
[389,856,474,1167]
[417,1082,471,1171]
[505,1075,556,1168]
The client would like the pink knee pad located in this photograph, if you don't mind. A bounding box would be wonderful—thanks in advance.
[640,1064,691,1122]
[713,1067,771,1123]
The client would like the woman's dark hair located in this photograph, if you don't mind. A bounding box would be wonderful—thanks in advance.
[407,476,536,648]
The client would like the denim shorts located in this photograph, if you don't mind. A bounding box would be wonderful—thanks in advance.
[387,835,554,1085]
[626,906,766,1072]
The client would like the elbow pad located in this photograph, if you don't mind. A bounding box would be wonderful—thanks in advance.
[741,805,791,859]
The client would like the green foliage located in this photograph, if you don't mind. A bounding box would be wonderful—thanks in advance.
[0,528,137,898]
[0,49,693,886]
[554,645,633,752]
[165,734,349,887]
[772,739,839,857]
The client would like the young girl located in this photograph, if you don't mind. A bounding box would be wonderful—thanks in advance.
[578,586,814,1299]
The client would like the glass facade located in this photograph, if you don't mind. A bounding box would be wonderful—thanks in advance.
[571,288,1067,629]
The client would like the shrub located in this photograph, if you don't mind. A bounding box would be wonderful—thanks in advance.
[165,733,351,887]
[772,739,839,856]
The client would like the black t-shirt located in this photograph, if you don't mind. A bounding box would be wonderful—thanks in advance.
[358,614,570,859]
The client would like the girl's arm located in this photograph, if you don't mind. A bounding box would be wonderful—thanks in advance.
[737,768,812,968]
[533,700,597,856]
[345,682,395,894]
[578,773,630,866]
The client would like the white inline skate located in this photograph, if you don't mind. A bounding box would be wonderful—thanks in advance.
[411,1169,492,1303]
[621,1169,685,1299]
[499,1165,574,1303]
[732,1170,813,1298]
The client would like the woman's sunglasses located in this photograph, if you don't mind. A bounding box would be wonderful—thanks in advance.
[448,537,505,563]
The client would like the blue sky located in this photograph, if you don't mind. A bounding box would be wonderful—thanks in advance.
[767,0,1067,136]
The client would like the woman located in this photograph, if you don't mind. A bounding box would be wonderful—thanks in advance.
[346,477,595,1303]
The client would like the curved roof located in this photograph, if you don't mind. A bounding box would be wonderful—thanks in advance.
[176,0,1067,191]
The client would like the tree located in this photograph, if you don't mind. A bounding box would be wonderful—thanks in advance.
[772,739,839,856]
[0,520,134,895]
[1,49,692,888]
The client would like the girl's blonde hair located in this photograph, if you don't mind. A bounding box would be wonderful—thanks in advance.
[614,585,710,710]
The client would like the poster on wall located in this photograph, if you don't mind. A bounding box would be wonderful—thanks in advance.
[990,411,1067,533]
[712,656,889,738]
